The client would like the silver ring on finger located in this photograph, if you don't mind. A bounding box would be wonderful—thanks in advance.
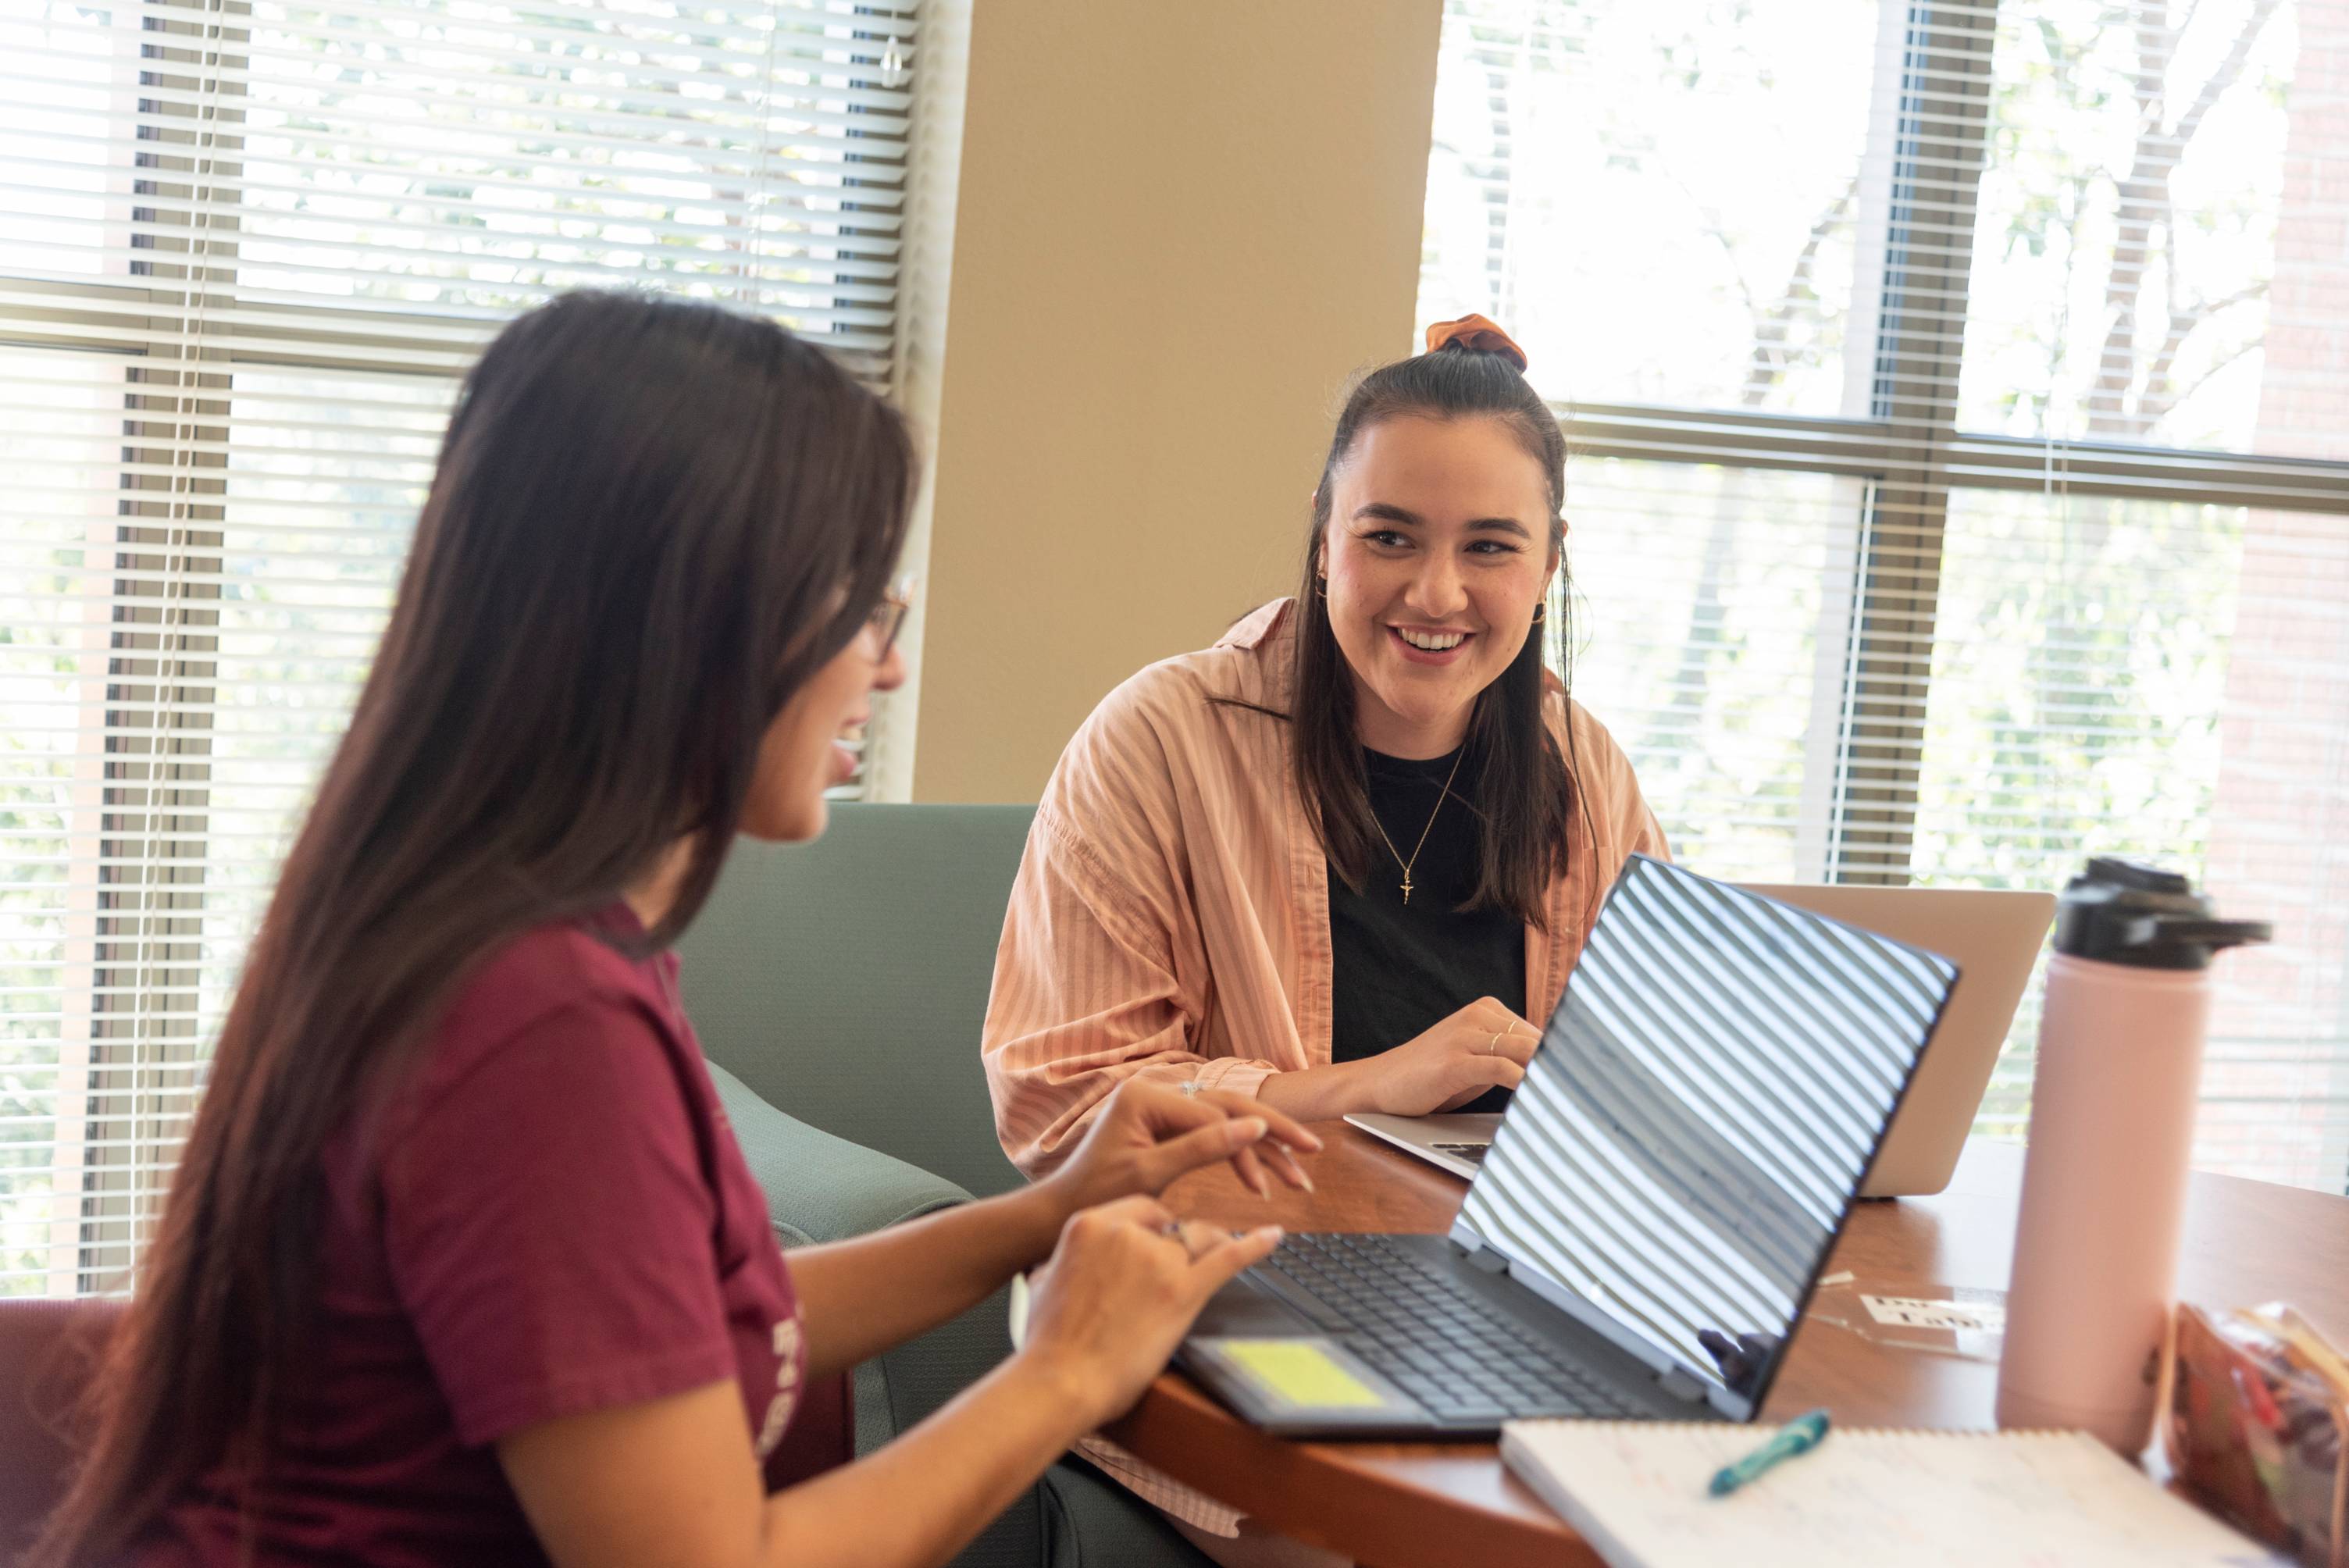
[1169,1221,1221,1258]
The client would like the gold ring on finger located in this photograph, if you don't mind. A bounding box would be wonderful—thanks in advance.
[1487,1029,1502,1056]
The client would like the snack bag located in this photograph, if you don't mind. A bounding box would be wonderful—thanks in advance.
[2167,1302,2349,1568]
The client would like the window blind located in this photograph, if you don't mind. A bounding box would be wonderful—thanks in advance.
[1429,0,2349,1192]
[1,0,918,1297]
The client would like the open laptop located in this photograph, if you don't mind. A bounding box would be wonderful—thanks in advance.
[1348,881,2051,1198]
[1179,853,1958,1437]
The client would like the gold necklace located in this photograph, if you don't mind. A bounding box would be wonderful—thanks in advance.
[1368,747,1466,905]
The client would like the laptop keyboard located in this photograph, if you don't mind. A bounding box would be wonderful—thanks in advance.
[1260,1232,1641,1424]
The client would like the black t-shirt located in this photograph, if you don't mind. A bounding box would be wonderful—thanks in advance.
[1328,744,1526,1115]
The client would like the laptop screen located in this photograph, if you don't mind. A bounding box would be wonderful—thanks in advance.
[1456,854,1958,1414]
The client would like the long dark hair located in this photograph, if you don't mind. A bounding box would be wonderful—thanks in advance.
[32,291,914,1566]
[1283,340,1578,927]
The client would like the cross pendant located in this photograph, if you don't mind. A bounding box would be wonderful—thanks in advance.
[1400,875,1413,905]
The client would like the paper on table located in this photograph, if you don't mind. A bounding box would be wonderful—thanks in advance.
[1809,1275,2008,1363]
[1499,1420,2287,1568]
[1007,1271,1030,1349]
[1860,1292,2006,1335]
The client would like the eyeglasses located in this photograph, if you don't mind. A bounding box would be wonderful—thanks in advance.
[862,574,918,660]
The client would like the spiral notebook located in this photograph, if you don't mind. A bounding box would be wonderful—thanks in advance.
[1499,1420,2286,1568]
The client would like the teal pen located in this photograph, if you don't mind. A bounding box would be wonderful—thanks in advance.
[1708,1409,1831,1497]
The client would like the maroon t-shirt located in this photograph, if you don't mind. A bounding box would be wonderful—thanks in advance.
[144,908,850,1566]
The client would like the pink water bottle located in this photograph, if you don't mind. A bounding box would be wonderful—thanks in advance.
[1996,858,2269,1452]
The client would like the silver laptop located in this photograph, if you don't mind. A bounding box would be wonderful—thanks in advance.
[1181,854,1958,1437]
[1349,881,2051,1198]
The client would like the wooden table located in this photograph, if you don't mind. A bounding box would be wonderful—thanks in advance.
[1103,1127,2349,1568]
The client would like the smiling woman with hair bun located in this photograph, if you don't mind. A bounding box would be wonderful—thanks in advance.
[980,315,1669,1565]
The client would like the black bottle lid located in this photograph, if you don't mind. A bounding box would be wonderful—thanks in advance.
[2051,857,2272,971]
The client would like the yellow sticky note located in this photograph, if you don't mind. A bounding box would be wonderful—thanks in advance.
[1214,1338,1388,1409]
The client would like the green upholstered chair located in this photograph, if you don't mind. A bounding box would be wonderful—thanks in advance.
[683,804,1032,1202]
[679,804,1209,1568]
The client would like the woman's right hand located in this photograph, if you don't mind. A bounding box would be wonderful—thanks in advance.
[1354,995,1538,1115]
[1016,1196,1281,1432]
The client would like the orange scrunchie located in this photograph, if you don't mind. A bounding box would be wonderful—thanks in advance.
[1424,312,1529,372]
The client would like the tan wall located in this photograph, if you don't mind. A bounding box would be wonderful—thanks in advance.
[907,0,1442,804]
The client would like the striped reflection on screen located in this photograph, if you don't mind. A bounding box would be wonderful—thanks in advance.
[1460,856,1956,1398]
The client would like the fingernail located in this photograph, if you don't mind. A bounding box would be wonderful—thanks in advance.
[1234,1117,1267,1141]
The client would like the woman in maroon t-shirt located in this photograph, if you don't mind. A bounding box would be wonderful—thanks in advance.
[32,293,1318,1568]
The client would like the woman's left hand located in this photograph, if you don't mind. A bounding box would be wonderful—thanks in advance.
[1040,1078,1323,1221]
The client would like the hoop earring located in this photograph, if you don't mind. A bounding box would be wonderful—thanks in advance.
[1316,576,1328,599]
[1531,600,1548,624]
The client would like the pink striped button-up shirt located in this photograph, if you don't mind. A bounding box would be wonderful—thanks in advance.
[982,596,1669,1178]
[981,597,1668,1534]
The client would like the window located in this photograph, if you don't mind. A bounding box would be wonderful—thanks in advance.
[1422,0,2349,1192]
[2,0,918,1295]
